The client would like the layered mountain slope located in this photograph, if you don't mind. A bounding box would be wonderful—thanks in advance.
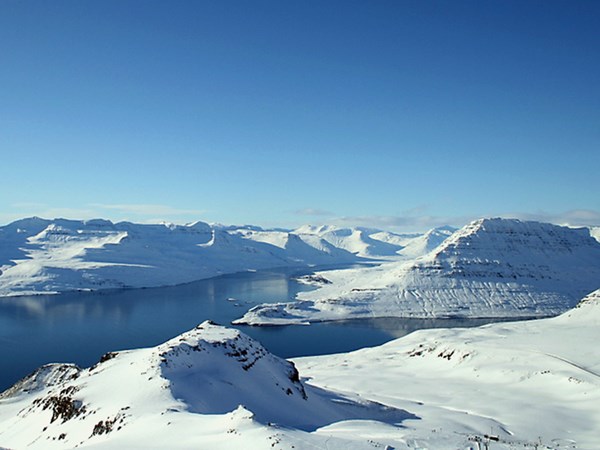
[235,218,600,324]
[0,322,412,449]
[0,218,358,297]
[295,288,600,448]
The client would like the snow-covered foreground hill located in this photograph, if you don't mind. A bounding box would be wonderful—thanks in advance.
[0,321,414,449]
[235,218,600,325]
[0,218,452,297]
[295,288,600,449]
[2,292,600,449]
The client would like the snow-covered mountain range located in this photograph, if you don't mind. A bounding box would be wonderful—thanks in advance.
[293,224,455,259]
[0,217,450,297]
[2,290,599,449]
[235,218,600,324]
[2,216,599,326]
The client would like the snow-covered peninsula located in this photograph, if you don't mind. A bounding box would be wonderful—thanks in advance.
[0,217,454,297]
[2,290,599,449]
[235,218,600,325]
[0,218,350,297]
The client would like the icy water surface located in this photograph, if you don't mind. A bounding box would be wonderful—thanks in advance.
[1,266,521,391]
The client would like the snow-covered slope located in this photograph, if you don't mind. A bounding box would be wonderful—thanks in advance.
[294,224,455,259]
[296,226,403,258]
[590,226,600,243]
[228,228,356,262]
[235,218,600,324]
[295,288,600,449]
[393,225,456,259]
[0,218,358,297]
[0,321,413,449]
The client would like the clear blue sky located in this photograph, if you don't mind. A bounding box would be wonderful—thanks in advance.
[1,0,599,231]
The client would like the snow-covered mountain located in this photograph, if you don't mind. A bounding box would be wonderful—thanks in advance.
[295,288,600,448]
[388,225,456,259]
[0,321,412,449]
[293,224,455,259]
[235,218,600,324]
[227,227,355,262]
[294,225,403,258]
[0,218,359,297]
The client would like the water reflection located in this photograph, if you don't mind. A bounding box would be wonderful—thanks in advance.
[0,268,311,390]
[0,269,303,323]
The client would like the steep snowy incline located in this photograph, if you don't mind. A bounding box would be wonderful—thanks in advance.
[0,322,413,449]
[295,288,600,449]
[0,218,359,297]
[235,218,600,324]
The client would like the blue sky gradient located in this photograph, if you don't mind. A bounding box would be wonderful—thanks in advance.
[1,1,599,230]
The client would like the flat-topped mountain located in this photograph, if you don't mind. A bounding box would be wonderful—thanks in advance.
[236,218,600,325]
[0,217,457,297]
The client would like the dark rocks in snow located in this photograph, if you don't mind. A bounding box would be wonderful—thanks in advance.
[33,386,86,424]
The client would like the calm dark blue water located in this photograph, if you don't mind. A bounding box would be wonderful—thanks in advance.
[0,267,517,391]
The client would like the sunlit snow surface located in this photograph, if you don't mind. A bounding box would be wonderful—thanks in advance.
[2,292,600,449]
[590,226,600,243]
[295,288,600,449]
[0,218,448,297]
[0,321,414,449]
[236,218,600,324]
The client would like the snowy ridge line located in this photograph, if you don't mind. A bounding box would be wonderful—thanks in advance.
[0,217,453,297]
[235,218,600,325]
[0,320,415,449]
[293,223,456,259]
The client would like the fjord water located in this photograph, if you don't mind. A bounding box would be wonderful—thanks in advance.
[1,267,514,391]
